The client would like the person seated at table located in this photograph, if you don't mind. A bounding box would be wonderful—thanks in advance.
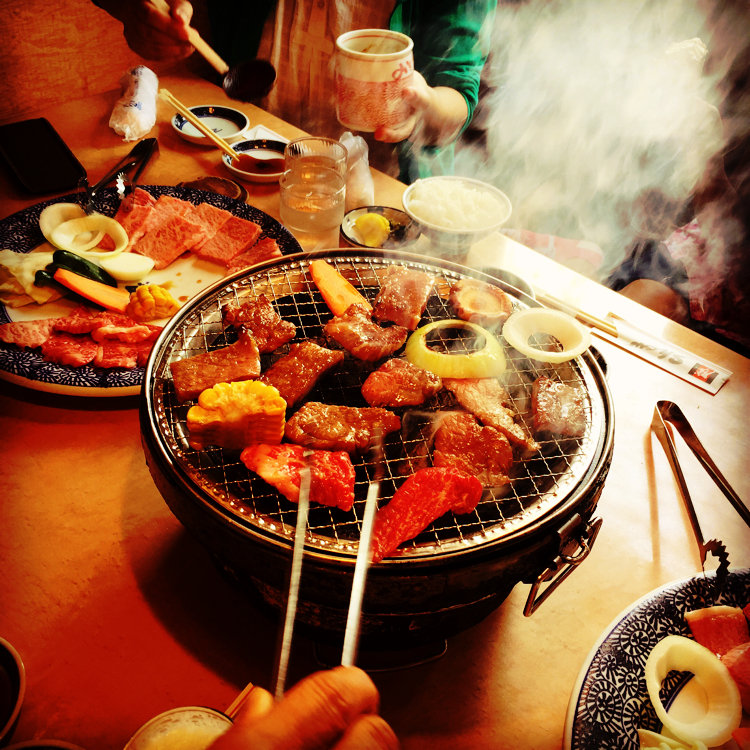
[209,666,399,750]
[93,0,497,183]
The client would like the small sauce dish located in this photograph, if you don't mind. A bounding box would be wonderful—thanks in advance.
[223,139,287,184]
[172,105,250,146]
[340,206,418,249]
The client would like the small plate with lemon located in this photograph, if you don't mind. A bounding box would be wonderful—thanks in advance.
[340,206,418,250]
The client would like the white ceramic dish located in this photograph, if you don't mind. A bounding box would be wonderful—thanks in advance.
[0,186,301,397]
[564,568,750,749]
[340,206,418,249]
[0,637,25,746]
[402,176,512,251]
[223,139,287,184]
[171,105,249,146]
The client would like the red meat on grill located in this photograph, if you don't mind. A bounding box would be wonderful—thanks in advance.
[361,357,442,407]
[284,402,401,453]
[443,377,540,454]
[260,341,344,407]
[240,443,355,511]
[433,412,514,487]
[169,331,260,402]
[324,304,408,361]
[222,294,296,353]
[370,466,483,562]
[372,266,434,330]
[531,376,587,438]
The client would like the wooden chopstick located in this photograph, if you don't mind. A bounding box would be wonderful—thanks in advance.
[159,88,239,160]
[535,291,619,338]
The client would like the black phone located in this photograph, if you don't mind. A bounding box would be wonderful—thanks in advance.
[0,117,87,195]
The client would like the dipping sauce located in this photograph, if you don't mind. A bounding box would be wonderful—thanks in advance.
[233,152,285,174]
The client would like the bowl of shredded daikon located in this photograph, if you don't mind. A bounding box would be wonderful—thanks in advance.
[402,176,512,256]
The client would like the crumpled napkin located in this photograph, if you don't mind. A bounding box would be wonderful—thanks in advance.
[109,66,159,142]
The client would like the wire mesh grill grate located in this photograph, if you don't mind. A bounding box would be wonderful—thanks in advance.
[148,254,607,560]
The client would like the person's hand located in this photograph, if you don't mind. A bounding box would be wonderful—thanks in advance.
[375,72,468,148]
[209,666,399,750]
[119,0,195,61]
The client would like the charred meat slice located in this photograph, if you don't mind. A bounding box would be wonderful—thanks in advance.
[169,330,260,402]
[324,304,408,361]
[240,443,355,511]
[222,294,296,353]
[370,467,483,562]
[260,341,344,407]
[372,266,434,330]
[433,412,513,487]
[361,358,442,407]
[285,402,401,453]
[443,377,540,454]
[531,376,587,438]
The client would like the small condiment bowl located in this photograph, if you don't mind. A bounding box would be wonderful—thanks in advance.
[402,176,512,257]
[0,637,25,746]
[341,206,418,249]
[172,105,250,145]
[222,139,287,184]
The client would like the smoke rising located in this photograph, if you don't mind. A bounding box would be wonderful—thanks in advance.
[457,0,747,281]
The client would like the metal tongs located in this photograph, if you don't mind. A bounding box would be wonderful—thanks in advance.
[650,400,750,587]
[79,137,158,213]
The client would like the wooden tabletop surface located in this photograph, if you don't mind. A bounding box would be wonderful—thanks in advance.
[1,71,748,750]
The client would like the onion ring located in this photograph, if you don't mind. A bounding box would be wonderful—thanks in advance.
[404,319,506,378]
[502,307,591,363]
[49,214,128,257]
[644,635,741,747]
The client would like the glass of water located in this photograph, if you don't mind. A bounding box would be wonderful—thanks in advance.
[280,137,348,250]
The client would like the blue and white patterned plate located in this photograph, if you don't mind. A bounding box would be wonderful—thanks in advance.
[0,185,301,397]
[564,568,749,749]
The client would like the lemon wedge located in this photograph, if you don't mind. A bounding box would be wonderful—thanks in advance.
[353,213,390,248]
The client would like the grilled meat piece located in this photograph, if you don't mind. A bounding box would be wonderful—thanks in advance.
[370,466,483,562]
[169,330,260,402]
[324,304,408,361]
[260,341,344,407]
[531,376,586,438]
[222,294,296,353]
[433,412,513,487]
[372,266,434,330]
[285,402,401,453]
[361,357,442,407]
[443,377,540,454]
[449,278,514,328]
[240,443,355,511]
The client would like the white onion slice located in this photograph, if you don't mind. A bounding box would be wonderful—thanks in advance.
[99,253,155,283]
[502,307,591,363]
[39,203,104,251]
[637,728,707,750]
[644,635,741,747]
[49,214,128,257]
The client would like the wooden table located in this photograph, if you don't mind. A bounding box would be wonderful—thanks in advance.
[1,72,749,750]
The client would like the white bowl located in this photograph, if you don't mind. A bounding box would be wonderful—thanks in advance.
[402,176,512,255]
[222,139,286,184]
[172,105,249,146]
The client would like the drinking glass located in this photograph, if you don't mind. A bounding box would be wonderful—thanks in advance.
[279,137,348,250]
[123,706,232,749]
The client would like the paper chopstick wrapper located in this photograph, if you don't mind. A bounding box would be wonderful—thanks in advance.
[109,66,159,142]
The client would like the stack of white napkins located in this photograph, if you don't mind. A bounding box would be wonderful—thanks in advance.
[243,124,289,143]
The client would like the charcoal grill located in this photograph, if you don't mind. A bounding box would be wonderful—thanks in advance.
[140,248,614,648]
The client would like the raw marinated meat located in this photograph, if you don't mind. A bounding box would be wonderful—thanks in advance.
[0,318,57,348]
[53,309,140,334]
[240,443,355,511]
[187,202,233,251]
[370,466,483,562]
[94,340,140,368]
[324,304,408,361]
[285,402,401,453]
[443,377,540,454]
[722,642,750,713]
[90,323,160,344]
[222,294,296,353]
[41,332,98,366]
[531,375,586,437]
[260,341,344,407]
[361,358,442,407]
[225,237,282,274]
[169,331,261,402]
[433,412,513,487]
[112,187,157,248]
[192,215,262,265]
[372,266,434,330]
[685,605,749,657]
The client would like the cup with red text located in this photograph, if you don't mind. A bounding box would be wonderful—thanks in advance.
[335,29,414,133]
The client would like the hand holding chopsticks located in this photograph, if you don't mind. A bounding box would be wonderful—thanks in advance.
[159,88,239,160]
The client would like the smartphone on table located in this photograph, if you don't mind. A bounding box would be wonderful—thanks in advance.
[0,117,87,195]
